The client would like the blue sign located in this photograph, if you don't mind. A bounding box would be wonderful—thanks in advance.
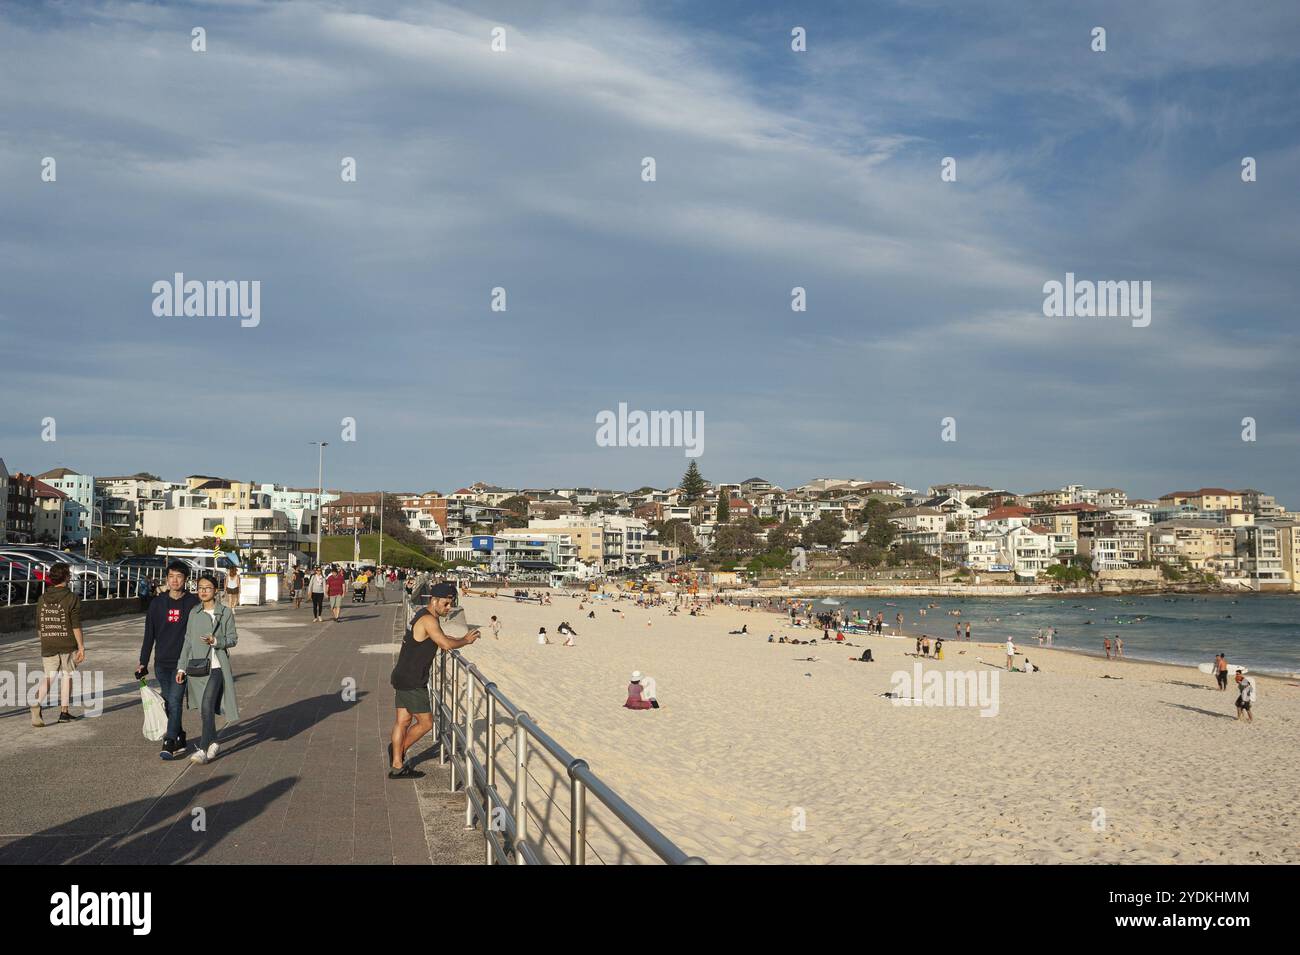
[472,536,494,551]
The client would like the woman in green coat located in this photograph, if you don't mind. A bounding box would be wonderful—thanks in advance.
[176,574,239,763]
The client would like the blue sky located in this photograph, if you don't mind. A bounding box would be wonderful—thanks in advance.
[1,0,1297,502]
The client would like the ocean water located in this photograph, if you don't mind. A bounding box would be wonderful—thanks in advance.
[808,593,1300,677]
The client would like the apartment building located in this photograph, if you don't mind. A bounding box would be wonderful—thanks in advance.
[1235,524,1290,589]
[0,458,9,542]
[96,474,175,533]
[143,506,311,560]
[888,507,946,535]
[38,467,95,544]
[925,483,994,503]
[1270,521,1300,592]
[529,513,648,571]
[33,479,66,544]
[995,525,1054,578]
[1146,521,1237,572]
[1096,488,1128,508]
[322,492,383,533]
[1023,488,1070,508]
[185,475,256,510]
[5,472,37,543]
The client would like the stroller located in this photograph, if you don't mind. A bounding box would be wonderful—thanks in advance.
[352,579,367,603]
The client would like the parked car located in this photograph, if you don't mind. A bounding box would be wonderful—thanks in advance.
[0,548,101,598]
[0,556,46,604]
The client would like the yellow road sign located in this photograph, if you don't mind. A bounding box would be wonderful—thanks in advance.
[213,524,227,539]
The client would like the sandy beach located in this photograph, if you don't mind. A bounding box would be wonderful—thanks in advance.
[450,590,1300,865]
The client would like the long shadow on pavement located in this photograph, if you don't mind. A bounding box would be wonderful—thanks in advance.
[0,775,297,865]
[214,690,370,759]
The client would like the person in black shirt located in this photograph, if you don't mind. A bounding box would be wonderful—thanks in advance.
[388,582,480,779]
[135,561,201,759]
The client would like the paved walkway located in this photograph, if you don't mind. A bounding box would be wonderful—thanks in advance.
[0,596,479,864]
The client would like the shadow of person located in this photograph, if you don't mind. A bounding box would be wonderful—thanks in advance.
[1161,701,1236,720]
[214,691,370,759]
[0,775,297,865]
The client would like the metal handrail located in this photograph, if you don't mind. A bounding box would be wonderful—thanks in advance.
[417,595,705,865]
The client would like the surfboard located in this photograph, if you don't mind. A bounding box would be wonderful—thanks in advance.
[1199,663,1248,676]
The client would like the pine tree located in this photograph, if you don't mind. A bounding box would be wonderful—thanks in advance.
[679,461,706,502]
[716,494,730,524]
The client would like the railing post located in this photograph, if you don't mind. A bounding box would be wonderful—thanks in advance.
[514,716,529,864]
[569,759,588,865]
[485,689,497,788]
[449,659,459,791]
[484,689,497,864]
[463,671,475,829]
[437,650,447,764]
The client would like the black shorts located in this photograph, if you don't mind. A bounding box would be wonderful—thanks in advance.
[395,687,432,714]
[1236,699,1251,711]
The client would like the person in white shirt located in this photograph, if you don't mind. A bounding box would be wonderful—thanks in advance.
[1235,672,1256,723]
[1005,639,1016,671]
[307,567,326,622]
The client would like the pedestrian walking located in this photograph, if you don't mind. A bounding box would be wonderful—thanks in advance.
[30,563,86,727]
[136,573,154,613]
[326,565,346,621]
[136,560,201,758]
[308,566,326,621]
[223,565,240,617]
[177,575,240,763]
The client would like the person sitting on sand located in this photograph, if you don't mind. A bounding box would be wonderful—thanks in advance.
[537,627,551,645]
[729,624,748,635]
[588,610,596,619]
[857,648,874,663]
[624,672,654,710]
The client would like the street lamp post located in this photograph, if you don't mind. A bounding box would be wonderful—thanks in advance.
[313,441,328,565]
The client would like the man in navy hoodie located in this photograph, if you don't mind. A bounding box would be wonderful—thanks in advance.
[135,561,200,758]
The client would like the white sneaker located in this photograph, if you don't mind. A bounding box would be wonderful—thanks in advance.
[206,742,220,761]
[189,749,208,764]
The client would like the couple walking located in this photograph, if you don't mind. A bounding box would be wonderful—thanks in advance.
[136,561,240,762]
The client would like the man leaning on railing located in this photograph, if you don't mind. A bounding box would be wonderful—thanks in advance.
[388,582,480,779]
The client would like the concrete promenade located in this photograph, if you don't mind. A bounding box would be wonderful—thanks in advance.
[0,594,479,864]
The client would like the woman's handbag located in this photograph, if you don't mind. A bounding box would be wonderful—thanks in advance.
[186,640,214,678]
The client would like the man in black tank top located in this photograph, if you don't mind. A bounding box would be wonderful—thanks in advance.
[388,582,480,779]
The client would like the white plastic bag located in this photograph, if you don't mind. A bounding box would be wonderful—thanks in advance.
[140,680,167,742]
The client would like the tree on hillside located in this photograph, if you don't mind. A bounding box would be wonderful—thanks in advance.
[801,515,846,549]
[764,520,801,552]
[679,461,706,503]
[713,524,759,558]
[715,495,730,524]
[846,543,886,567]
[652,519,699,556]
[499,495,530,517]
